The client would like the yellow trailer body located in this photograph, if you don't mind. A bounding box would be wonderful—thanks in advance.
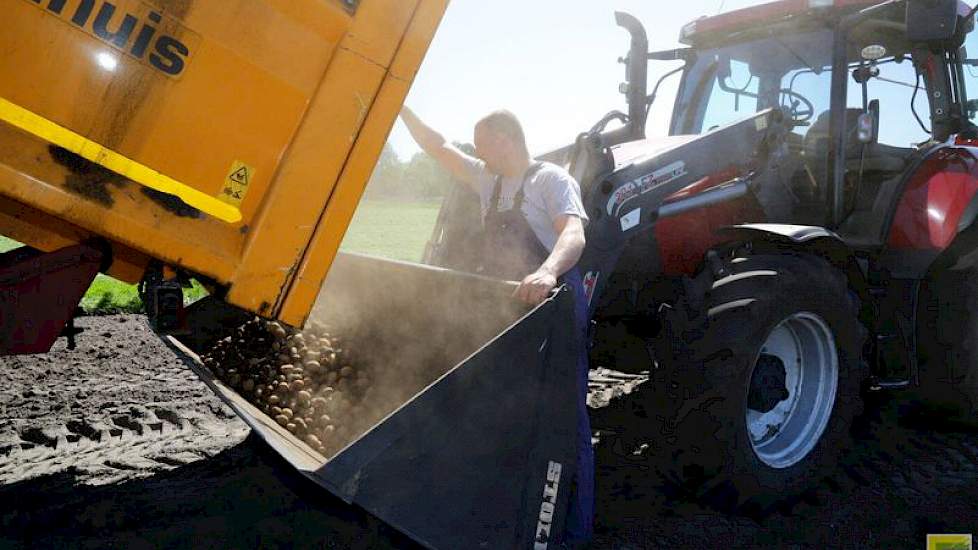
[0,0,448,326]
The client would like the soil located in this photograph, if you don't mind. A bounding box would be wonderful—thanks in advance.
[1,315,977,549]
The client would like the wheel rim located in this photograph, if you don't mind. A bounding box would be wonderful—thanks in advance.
[746,312,838,469]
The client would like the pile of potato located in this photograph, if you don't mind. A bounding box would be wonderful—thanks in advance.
[200,317,375,458]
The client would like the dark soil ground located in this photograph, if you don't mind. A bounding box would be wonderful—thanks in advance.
[1,315,976,549]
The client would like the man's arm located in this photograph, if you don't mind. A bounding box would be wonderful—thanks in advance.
[400,106,480,187]
[514,214,586,305]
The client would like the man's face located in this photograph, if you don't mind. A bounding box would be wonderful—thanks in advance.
[474,123,506,173]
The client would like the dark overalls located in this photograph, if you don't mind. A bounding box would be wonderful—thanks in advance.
[480,163,594,544]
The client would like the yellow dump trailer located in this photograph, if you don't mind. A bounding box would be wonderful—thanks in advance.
[0,0,446,330]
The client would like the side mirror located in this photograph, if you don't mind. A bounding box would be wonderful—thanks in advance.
[906,0,960,43]
[857,99,880,144]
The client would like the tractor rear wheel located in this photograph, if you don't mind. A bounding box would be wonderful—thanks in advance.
[654,251,868,511]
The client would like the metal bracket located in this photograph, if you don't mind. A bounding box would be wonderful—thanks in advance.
[139,262,187,334]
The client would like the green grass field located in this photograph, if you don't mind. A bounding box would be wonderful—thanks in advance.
[0,199,440,313]
[340,199,441,262]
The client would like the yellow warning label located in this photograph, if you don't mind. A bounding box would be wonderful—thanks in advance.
[219,161,254,207]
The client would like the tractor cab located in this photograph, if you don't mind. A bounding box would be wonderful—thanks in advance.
[648,0,978,242]
[650,1,978,244]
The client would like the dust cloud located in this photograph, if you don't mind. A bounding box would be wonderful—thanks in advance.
[301,252,531,457]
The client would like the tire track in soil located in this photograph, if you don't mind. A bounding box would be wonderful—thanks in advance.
[0,315,249,487]
[0,408,245,485]
[0,315,414,550]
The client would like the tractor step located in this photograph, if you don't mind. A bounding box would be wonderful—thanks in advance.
[868,377,912,391]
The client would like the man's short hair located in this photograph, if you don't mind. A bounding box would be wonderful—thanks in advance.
[477,110,528,153]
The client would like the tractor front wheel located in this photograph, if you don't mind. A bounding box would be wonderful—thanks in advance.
[656,251,868,511]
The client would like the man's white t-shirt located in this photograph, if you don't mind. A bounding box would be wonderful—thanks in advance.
[463,159,589,252]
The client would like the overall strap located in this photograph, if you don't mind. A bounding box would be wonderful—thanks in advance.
[512,161,546,211]
[488,161,546,215]
[489,174,504,217]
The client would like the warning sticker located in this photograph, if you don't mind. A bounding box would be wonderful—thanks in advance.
[219,161,254,207]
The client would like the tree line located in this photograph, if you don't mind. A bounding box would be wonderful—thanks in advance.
[363,142,475,201]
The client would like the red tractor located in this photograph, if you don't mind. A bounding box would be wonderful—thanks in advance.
[427,0,978,510]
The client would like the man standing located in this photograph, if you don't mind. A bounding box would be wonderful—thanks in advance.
[400,106,593,546]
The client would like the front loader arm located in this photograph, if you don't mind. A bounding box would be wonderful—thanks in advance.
[576,109,788,316]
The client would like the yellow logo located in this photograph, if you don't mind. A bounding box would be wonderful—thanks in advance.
[928,534,973,550]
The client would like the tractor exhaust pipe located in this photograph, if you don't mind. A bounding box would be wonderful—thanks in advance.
[615,12,649,141]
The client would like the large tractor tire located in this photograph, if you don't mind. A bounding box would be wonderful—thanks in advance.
[914,268,978,426]
[653,250,868,511]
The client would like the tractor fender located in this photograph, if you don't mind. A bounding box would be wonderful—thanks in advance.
[955,188,978,234]
[715,223,866,292]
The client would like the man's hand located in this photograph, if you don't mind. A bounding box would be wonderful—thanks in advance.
[514,267,558,305]
[512,215,585,305]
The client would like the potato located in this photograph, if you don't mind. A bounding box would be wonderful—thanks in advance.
[290,379,305,391]
[274,415,289,427]
[269,395,281,405]
[310,397,328,410]
[297,391,312,405]
[339,366,354,378]
[281,408,294,420]
[242,379,255,393]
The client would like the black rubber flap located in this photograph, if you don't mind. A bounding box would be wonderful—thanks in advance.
[315,286,580,549]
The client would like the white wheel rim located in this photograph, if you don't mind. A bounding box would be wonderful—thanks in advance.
[746,312,839,469]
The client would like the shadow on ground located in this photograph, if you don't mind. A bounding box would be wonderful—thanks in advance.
[590,394,978,549]
[0,433,418,550]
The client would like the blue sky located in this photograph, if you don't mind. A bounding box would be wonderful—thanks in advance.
[387,0,773,159]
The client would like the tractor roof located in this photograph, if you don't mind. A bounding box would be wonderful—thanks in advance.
[679,0,973,46]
